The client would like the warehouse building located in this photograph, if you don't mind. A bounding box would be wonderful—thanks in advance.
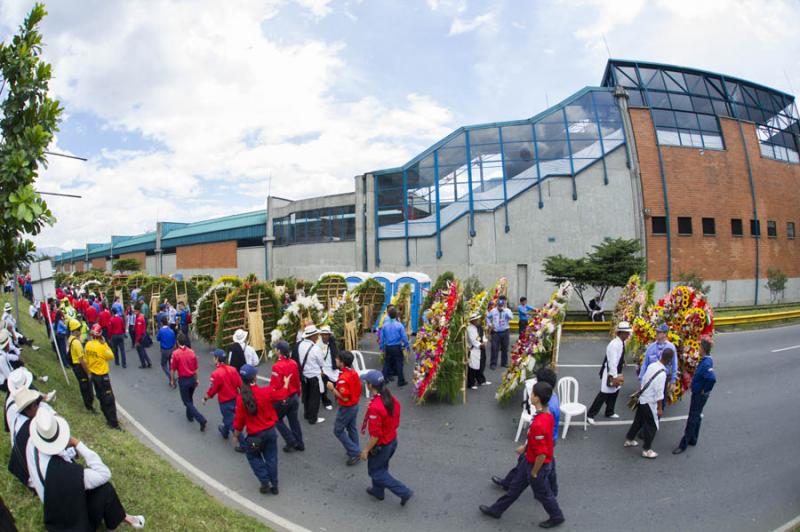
[55,59,800,307]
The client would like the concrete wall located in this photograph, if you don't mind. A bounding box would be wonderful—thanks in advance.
[161,253,177,275]
[271,241,356,280]
[144,255,157,275]
[372,147,638,307]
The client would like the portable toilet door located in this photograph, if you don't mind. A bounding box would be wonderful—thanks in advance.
[345,271,369,291]
[370,272,398,330]
[394,272,431,334]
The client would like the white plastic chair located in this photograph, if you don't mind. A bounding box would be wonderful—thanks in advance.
[557,376,587,439]
[514,378,538,442]
[351,350,370,398]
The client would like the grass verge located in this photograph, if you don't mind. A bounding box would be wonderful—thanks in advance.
[0,293,269,532]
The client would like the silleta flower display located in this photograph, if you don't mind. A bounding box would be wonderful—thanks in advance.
[412,281,460,403]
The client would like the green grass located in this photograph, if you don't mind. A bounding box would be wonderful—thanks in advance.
[713,302,800,316]
[0,294,269,532]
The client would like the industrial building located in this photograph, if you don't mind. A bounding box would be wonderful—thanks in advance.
[55,59,800,307]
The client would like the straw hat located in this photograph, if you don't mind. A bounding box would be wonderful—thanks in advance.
[318,325,332,335]
[469,312,481,321]
[617,321,632,333]
[232,329,248,344]
[12,388,41,414]
[7,367,33,394]
[0,330,11,349]
[30,408,71,456]
[302,324,319,338]
[3,302,12,312]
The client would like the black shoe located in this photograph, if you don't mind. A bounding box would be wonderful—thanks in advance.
[400,490,413,506]
[479,505,500,519]
[138,365,146,369]
[366,487,384,501]
[270,486,279,495]
[235,446,246,453]
[122,365,127,369]
[294,445,305,452]
[347,456,360,466]
[672,447,686,455]
[260,483,271,494]
[199,421,207,432]
[539,517,565,529]
[398,381,408,388]
[283,445,296,453]
[491,476,508,490]
[501,364,508,368]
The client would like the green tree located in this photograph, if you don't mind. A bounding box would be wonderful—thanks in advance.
[766,266,787,303]
[0,4,63,276]
[112,258,141,274]
[677,271,711,295]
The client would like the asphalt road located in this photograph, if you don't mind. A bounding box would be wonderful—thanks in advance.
[106,325,800,532]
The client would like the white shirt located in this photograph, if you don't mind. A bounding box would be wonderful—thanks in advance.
[298,339,325,379]
[317,340,340,381]
[638,361,666,429]
[27,441,111,501]
[2,311,15,330]
[600,336,625,394]
[467,324,482,370]
[0,349,20,385]
[243,344,259,367]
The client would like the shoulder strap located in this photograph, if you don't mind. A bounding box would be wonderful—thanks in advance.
[300,343,314,372]
[34,447,46,488]
[639,368,665,393]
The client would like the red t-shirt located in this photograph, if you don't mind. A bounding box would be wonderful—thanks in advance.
[363,394,401,445]
[170,346,198,378]
[270,357,301,400]
[206,364,242,403]
[84,305,97,324]
[335,367,361,407]
[98,309,111,328]
[526,411,554,464]
[134,314,146,344]
[109,315,125,335]
[233,384,280,434]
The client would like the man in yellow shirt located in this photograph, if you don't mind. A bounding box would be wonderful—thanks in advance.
[68,319,95,412]
[84,324,120,429]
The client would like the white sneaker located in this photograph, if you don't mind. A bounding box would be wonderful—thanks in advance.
[623,439,639,447]
[482,381,492,386]
[316,417,326,424]
[128,515,145,529]
[324,405,333,411]
[608,414,620,419]
[32,345,40,351]
[39,376,49,383]
[587,417,595,425]
[45,391,57,402]
[470,385,478,390]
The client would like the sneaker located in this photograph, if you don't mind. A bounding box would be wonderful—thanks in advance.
[32,345,40,351]
[642,449,658,459]
[199,421,207,432]
[587,417,596,425]
[283,445,296,453]
[39,376,48,383]
[316,417,326,424]
[623,440,639,447]
[347,456,360,466]
[607,414,620,419]
[539,517,565,529]
[44,391,56,402]
[479,505,501,519]
[270,486,279,495]
[400,490,413,506]
[324,404,333,411]
[672,447,686,455]
[128,515,146,529]
[482,381,492,386]
[471,385,478,390]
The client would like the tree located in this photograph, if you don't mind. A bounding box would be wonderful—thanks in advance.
[113,258,141,274]
[542,238,645,315]
[677,271,710,295]
[0,4,63,277]
[766,266,787,304]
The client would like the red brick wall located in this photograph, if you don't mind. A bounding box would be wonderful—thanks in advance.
[91,258,106,270]
[118,252,146,270]
[176,241,237,269]
[74,261,85,273]
[630,109,800,282]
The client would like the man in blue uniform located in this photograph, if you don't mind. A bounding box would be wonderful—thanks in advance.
[673,338,716,454]
[640,323,678,385]
[380,306,410,387]
[487,296,513,369]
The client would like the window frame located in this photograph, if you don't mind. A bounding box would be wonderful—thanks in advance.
[731,218,744,237]
[767,220,777,238]
[750,219,761,237]
[701,217,716,236]
[788,221,796,240]
[677,216,693,236]
[651,216,667,236]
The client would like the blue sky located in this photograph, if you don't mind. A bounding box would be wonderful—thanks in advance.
[1,0,798,250]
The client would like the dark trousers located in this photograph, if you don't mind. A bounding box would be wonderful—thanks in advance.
[55,335,69,367]
[91,374,119,428]
[467,366,487,387]
[334,404,361,458]
[160,348,173,381]
[72,364,94,411]
[490,455,563,520]
[626,404,657,450]
[274,394,304,449]
[587,390,620,418]
[490,330,510,367]
[382,345,406,385]
[367,439,411,499]
[178,376,206,425]
[320,374,332,407]
[519,320,528,335]
[302,377,322,423]
[87,482,127,530]
[111,334,126,367]
[128,325,136,348]
[679,392,709,450]
[135,344,152,367]
[245,427,278,487]
[218,399,236,438]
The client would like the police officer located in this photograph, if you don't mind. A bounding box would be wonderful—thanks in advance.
[359,370,413,505]
[84,324,120,429]
[67,319,95,412]
[673,338,716,454]
[379,307,410,387]
[487,296,513,369]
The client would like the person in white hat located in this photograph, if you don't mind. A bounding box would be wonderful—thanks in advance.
[2,302,36,349]
[227,329,250,372]
[0,329,21,394]
[8,388,44,487]
[232,329,259,368]
[298,324,326,424]
[466,312,491,390]
[27,409,145,530]
[587,321,632,423]
[4,367,55,444]
[316,325,339,411]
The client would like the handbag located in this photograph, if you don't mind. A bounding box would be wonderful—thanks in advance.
[245,433,266,453]
[627,369,665,411]
[141,332,153,348]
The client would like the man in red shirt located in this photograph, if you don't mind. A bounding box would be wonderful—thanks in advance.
[203,348,243,440]
[109,308,127,368]
[98,304,112,341]
[269,341,304,452]
[169,333,207,431]
[133,307,152,368]
[84,301,97,325]
[480,382,564,528]
[326,351,362,465]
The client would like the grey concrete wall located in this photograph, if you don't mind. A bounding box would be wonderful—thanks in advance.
[145,256,157,275]
[271,241,357,281]
[161,253,177,275]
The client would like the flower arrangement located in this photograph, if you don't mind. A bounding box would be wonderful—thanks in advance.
[376,283,413,344]
[495,281,573,402]
[486,277,508,314]
[467,290,489,321]
[412,281,465,404]
[609,274,653,337]
[325,289,362,350]
[192,277,242,343]
[270,293,325,354]
[215,282,282,354]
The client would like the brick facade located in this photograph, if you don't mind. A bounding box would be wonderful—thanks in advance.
[74,261,85,273]
[630,108,800,283]
[91,258,107,270]
[176,241,237,269]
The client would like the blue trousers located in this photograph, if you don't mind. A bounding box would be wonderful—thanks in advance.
[111,334,126,367]
[490,455,563,520]
[382,345,406,385]
[679,392,709,449]
[178,377,206,425]
[246,427,278,487]
[160,349,173,381]
[135,345,152,367]
[367,439,411,499]
[334,404,361,458]
[218,399,236,438]
[274,394,304,449]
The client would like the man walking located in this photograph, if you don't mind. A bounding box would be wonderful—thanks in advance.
[587,321,631,423]
[133,306,152,369]
[203,348,242,440]
[269,341,304,452]
[673,339,716,454]
[170,333,207,431]
[156,317,176,386]
[327,351,362,466]
[298,325,326,424]
[379,307,410,387]
[84,325,120,429]
[624,348,671,459]
[487,296,513,369]
[109,308,127,368]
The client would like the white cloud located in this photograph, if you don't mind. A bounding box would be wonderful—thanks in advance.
[568,0,645,40]
[448,12,496,36]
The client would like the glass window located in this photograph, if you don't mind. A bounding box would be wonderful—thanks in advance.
[651,216,667,235]
[702,217,716,236]
[788,222,796,239]
[731,218,743,236]
[750,219,760,237]
[767,220,777,238]
[677,217,693,235]
[274,205,356,246]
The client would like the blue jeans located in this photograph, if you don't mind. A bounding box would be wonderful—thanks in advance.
[679,392,709,449]
[274,394,304,449]
[382,345,406,385]
[218,399,236,438]
[246,427,278,487]
[111,334,126,367]
[334,404,361,458]
[160,348,173,381]
[367,439,411,499]
[178,376,206,425]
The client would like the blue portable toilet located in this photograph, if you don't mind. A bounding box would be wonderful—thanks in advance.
[394,272,432,334]
[370,272,398,329]
[345,271,369,291]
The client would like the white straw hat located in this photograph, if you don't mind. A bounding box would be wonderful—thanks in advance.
[617,321,632,332]
[7,367,33,394]
[3,302,11,311]
[232,329,248,343]
[302,324,319,338]
[318,325,332,335]
[30,408,71,456]
[12,388,41,414]
[0,330,10,349]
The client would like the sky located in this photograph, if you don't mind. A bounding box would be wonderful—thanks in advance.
[1,0,799,251]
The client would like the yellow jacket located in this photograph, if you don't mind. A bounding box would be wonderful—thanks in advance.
[84,339,114,375]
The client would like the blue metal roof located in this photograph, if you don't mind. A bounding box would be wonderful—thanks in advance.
[160,210,266,248]
[112,231,157,255]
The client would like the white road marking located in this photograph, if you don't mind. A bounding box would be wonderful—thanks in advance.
[256,375,270,383]
[359,350,381,355]
[771,344,800,353]
[773,514,800,532]
[588,415,688,426]
[116,404,310,532]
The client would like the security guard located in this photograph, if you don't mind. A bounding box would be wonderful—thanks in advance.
[84,324,120,429]
[359,370,413,505]
[379,307,410,387]
[67,319,95,412]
